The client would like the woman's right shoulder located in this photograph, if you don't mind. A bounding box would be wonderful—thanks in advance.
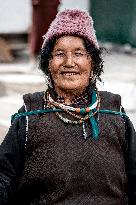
[23,91,45,111]
[23,91,44,102]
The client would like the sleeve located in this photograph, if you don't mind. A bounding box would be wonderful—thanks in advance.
[124,115,136,205]
[0,106,26,205]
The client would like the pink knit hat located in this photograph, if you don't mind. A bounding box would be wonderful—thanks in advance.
[42,9,99,49]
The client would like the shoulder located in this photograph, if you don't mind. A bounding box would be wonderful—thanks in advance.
[99,91,121,102]
[23,91,44,100]
[99,91,121,111]
[23,91,45,111]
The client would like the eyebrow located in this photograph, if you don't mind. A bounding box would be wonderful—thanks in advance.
[54,48,86,52]
[74,48,87,52]
[53,49,65,52]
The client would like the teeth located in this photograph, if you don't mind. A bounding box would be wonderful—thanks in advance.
[63,73,77,76]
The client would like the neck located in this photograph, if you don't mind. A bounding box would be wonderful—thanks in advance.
[55,88,85,105]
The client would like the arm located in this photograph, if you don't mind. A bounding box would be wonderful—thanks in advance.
[125,117,136,205]
[0,106,26,205]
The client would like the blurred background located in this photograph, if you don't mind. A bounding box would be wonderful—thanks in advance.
[0,0,136,142]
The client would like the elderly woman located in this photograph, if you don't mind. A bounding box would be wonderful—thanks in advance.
[0,9,136,205]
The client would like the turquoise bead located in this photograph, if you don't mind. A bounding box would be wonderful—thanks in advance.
[80,108,86,114]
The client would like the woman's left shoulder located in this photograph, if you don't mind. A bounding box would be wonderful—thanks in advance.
[99,91,121,110]
[99,90,121,101]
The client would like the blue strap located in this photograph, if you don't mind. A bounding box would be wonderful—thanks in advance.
[11,108,63,123]
[89,114,99,140]
[11,108,128,122]
[99,109,128,118]
[91,90,97,104]
[11,108,128,140]
[87,90,99,139]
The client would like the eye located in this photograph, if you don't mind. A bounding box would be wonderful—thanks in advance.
[74,52,84,57]
[54,52,64,57]
[75,51,86,58]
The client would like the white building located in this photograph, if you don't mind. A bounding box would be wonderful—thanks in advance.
[0,0,89,34]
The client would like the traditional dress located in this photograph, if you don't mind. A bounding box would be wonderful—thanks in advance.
[1,88,136,204]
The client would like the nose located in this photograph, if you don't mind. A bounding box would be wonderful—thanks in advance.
[64,53,75,67]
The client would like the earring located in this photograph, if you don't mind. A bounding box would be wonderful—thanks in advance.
[90,75,96,84]
[90,70,94,79]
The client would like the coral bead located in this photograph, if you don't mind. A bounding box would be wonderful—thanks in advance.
[75,108,80,113]
[86,107,91,112]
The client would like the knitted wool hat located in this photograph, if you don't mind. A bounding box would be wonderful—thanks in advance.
[42,9,99,49]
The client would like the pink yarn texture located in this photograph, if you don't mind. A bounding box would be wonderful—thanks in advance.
[42,9,99,49]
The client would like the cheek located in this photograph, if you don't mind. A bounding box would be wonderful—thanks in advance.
[49,63,58,77]
[78,58,92,71]
[49,60,62,76]
[81,64,92,77]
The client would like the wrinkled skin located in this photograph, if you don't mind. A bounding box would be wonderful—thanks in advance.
[49,36,93,104]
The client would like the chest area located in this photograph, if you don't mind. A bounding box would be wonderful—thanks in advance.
[25,112,126,176]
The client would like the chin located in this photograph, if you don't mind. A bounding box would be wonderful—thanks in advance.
[60,84,85,93]
[55,79,88,93]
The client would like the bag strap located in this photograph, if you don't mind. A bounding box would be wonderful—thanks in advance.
[11,108,128,123]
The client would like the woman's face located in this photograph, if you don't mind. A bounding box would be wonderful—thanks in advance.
[49,36,93,95]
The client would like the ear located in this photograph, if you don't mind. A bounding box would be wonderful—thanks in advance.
[48,59,52,72]
[89,57,94,74]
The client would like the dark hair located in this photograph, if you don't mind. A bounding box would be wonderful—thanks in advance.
[38,36,104,83]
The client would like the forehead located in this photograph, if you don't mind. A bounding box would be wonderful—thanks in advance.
[53,36,86,50]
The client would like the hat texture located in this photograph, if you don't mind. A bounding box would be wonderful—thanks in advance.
[42,9,99,49]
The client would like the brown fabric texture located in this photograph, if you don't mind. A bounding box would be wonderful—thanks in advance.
[18,91,128,205]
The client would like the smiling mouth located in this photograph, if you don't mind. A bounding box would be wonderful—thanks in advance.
[63,73,78,76]
[61,71,80,76]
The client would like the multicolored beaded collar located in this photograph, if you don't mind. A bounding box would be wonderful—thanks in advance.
[48,91,99,114]
[47,89,100,139]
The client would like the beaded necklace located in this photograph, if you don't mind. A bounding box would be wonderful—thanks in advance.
[45,89,100,140]
[49,102,98,122]
[48,93,99,114]
[48,96,100,122]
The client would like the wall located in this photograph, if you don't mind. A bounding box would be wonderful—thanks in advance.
[0,0,31,33]
[0,0,89,34]
[91,0,136,47]
[59,0,89,11]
